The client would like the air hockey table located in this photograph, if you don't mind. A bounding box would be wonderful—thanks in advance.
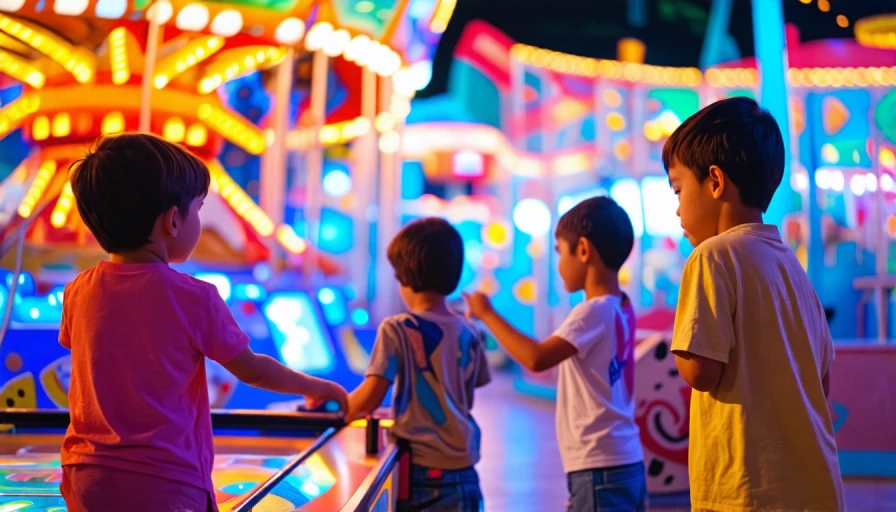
[0,409,402,511]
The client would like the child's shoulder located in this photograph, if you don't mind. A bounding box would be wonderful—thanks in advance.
[378,311,474,339]
[566,295,620,322]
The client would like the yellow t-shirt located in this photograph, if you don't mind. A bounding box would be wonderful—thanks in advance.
[672,223,844,511]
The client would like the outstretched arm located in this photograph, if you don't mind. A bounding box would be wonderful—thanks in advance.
[346,376,391,422]
[464,292,577,372]
[223,347,348,410]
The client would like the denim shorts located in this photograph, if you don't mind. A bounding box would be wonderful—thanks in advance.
[398,464,484,512]
[567,462,648,512]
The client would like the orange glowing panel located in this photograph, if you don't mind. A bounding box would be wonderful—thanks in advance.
[887,215,896,238]
[822,96,850,136]
[613,140,632,161]
[790,97,805,136]
[551,97,590,128]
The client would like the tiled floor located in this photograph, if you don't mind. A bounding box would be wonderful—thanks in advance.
[474,372,896,511]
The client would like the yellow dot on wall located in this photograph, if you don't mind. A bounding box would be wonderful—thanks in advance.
[513,278,537,305]
[606,112,626,132]
[483,222,509,248]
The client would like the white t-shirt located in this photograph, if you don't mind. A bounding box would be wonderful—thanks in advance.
[672,223,844,511]
[552,294,644,473]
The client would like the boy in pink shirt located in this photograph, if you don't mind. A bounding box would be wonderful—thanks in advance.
[59,133,348,512]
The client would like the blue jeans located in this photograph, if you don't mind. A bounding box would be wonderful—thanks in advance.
[398,464,483,512]
[567,462,648,512]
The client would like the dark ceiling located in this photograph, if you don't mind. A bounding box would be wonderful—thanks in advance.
[420,0,896,97]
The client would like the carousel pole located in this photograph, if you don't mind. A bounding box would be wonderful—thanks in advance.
[260,48,295,272]
[303,49,329,288]
[139,4,165,132]
[350,67,378,309]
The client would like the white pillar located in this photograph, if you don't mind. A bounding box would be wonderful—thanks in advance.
[350,67,378,309]
[259,48,295,270]
[373,77,400,322]
[139,17,162,132]
[303,50,329,287]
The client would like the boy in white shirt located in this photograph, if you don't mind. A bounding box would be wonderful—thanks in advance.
[465,196,646,512]
[665,96,844,510]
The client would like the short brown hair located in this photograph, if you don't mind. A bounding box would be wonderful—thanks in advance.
[387,217,464,296]
[70,133,210,254]
[555,196,633,271]
[662,96,784,212]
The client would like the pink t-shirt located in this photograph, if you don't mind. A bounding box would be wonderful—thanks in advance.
[59,261,250,494]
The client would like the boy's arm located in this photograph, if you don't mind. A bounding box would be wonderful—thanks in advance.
[223,348,347,410]
[198,283,346,409]
[670,253,734,393]
[479,312,577,372]
[346,376,391,422]
[673,351,724,392]
[345,320,401,421]
[465,292,577,372]
[822,371,830,398]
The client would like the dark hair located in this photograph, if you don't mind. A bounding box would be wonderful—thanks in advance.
[70,133,210,254]
[555,196,634,271]
[662,96,785,212]
[387,217,464,295]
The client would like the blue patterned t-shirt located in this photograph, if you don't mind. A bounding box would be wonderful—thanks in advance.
[366,311,492,469]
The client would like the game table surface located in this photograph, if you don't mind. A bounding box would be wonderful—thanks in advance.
[0,425,389,512]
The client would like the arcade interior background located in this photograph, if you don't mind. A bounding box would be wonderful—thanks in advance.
[0,0,893,510]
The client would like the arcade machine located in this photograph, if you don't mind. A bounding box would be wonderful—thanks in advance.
[0,408,401,511]
[0,0,457,410]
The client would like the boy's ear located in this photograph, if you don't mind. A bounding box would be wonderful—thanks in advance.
[708,165,726,199]
[577,236,590,262]
[161,205,179,237]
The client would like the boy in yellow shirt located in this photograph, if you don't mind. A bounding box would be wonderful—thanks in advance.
[665,97,844,510]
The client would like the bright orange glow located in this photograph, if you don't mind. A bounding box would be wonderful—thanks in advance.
[31,115,50,141]
[50,181,75,228]
[154,36,225,89]
[163,117,186,142]
[52,112,71,137]
[0,49,44,88]
[0,93,40,139]
[207,161,274,237]
[108,27,130,85]
[0,15,94,83]
[18,160,57,219]
[101,111,125,135]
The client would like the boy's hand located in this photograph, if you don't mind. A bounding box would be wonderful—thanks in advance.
[305,381,348,412]
[462,291,495,320]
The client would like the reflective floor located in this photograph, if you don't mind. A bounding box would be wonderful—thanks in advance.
[475,372,896,511]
